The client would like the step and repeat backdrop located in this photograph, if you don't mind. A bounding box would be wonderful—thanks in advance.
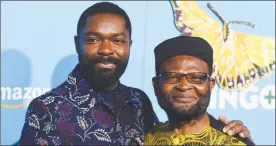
[1,1,275,145]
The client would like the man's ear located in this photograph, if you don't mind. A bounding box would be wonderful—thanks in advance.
[152,77,160,98]
[129,39,133,48]
[152,77,167,109]
[209,78,215,92]
[74,35,80,54]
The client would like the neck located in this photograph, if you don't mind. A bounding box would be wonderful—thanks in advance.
[168,112,210,135]
[90,81,118,92]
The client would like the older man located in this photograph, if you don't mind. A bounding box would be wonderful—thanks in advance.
[145,36,254,145]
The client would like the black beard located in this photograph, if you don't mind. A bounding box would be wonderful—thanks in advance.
[79,55,128,91]
[161,87,211,122]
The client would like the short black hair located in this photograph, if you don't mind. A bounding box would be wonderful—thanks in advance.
[77,2,132,38]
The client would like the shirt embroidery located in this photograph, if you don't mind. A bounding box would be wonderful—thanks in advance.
[19,64,159,145]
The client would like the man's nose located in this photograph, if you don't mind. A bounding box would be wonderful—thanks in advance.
[98,40,114,56]
[175,77,192,91]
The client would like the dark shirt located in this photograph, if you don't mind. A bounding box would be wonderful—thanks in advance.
[19,65,159,145]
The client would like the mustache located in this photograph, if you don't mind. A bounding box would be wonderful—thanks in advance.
[91,56,122,65]
[172,91,198,99]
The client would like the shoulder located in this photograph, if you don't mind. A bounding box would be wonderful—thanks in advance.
[208,114,255,146]
[148,122,168,133]
[209,126,249,145]
[26,84,68,114]
[24,84,72,131]
[122,85,150,101]
[124,85,155,109]
[144,122,168,144]
[125,85,148,97]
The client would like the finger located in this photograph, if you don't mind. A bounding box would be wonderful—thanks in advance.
[226,123,243,136]
[222,121,237,133]
[219,116,229,124]
[239,130,250,138]
[239,126,250,138]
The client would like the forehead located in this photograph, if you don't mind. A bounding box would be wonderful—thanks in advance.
[82,13,128,36]
[160,55,209,73]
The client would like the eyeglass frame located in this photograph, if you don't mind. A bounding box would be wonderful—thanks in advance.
[156,72,211,84]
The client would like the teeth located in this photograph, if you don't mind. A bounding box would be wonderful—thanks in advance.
[250,70,255,75]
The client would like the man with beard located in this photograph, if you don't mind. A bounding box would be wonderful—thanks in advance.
[144,36,255,145]
[19,2,252,146]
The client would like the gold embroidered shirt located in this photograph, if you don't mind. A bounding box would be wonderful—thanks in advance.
[144,114,254,146]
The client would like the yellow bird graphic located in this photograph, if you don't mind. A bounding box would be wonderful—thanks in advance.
[170,1,275,91]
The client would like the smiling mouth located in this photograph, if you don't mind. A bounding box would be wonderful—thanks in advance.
[173,96,195,103]
[96,63,116,69]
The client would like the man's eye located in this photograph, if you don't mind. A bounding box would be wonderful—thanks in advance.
[165,76,178,80]
[113,39,125,44]
[86,38,99,44]
[190,76,206,82]
[191,77,202,81]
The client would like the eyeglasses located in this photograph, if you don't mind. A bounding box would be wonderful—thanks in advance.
[157,72,210,84]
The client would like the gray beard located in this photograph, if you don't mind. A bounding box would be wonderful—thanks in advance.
[161,86,211,121]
